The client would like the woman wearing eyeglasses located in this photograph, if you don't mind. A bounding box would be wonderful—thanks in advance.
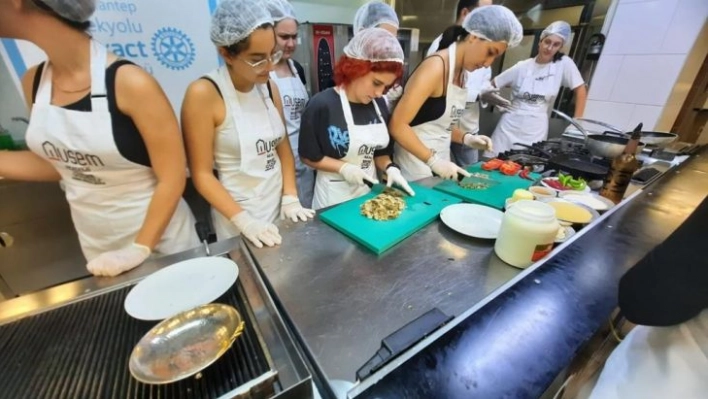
[264,0,314,208]
[181,0,314,249]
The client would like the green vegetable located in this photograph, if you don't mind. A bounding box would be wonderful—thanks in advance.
[557,173,587,190]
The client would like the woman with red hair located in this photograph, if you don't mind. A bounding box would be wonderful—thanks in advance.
[299,28,414,210]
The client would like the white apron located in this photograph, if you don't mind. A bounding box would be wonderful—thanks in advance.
[311,87,389,210]
[25,40,198,261]
[269,60,314,207]
[209,66,285,240]
[395,42,468,181]
[488,60,559,156]
[589,309,708,399]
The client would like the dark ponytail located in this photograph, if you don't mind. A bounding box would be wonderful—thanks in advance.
[438,25,469,51]
[553,51,565,63]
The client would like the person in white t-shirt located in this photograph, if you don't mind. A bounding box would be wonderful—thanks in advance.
[487,21,587,156]
[427,0,509,167]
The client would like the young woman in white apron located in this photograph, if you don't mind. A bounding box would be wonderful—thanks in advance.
[487,21,587,156]
[182,0,314,249]
[265,0,314,208]
[0,0,198,277]
[298,28,414,210]
[390,5,522,181]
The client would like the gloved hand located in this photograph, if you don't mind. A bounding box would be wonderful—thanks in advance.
[463,133,493,152]
[280,195,315,222]
[384,84,403,105]
[480,87,512,112]
[427,153,471,180]
[86,243,151,277]
[339,163,378,187]
[384,166,415,196]
[231,211,282,248]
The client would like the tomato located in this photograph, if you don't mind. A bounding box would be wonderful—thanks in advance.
[482,158,504,171]
[499,161,521,176]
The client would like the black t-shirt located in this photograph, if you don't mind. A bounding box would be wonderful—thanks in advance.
[619,194,708,326]
[298,88,393,162]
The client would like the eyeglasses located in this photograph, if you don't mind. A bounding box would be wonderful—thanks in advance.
[239,50,284,71]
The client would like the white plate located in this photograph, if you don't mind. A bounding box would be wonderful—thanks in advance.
[559,192,615,212]
[540,178,591,193]
[440,204,504,239]
[125,257,239,321]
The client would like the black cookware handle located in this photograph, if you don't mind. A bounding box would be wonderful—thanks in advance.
[355,308,453,381]
[512,142,553,159]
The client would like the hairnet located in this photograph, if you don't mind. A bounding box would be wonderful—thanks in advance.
[462,5,523,48]
[210,0,274,47]
[343,28,404,63]
[264,0,297,22]
[353,1,399,34]
[39,0,95,22]
[541,21,571,44]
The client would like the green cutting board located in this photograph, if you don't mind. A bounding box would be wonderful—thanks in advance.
[433,163,540,210]
[319,182,462,254]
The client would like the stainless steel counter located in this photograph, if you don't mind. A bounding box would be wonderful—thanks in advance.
[246,178,530,383]
[246,156,688,385]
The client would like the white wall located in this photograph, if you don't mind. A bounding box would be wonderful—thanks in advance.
[584,0,708,131]
[292,0,370,24]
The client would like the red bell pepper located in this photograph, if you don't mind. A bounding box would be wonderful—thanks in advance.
[499,161,521,176]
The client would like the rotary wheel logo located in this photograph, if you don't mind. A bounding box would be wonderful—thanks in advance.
[151,27,195,71]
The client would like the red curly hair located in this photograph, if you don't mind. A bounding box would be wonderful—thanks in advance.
[333,55,404,87]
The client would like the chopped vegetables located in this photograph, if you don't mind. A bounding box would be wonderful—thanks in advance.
[499,161,521,176]
[542,173,587,191]
[482,158,504,171]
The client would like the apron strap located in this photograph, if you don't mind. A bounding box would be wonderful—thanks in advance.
[89,40,108,112]
[448,42,457,87]
[35,62,53,105]
[337,86,386,127]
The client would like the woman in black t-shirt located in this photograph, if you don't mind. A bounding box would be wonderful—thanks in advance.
[299,28,414,210]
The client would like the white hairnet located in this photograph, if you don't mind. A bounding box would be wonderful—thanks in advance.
[462,5,523,48]
[210,0,274,47]
[39,0,95,22]
[343,28,404,63]
[541,21,571,44]
[264,0,297,22]
[353,1,399,34]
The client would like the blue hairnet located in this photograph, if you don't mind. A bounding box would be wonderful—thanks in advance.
[210,0,273,47]
[462,5,523,47]
[541,21,571,44]
[39,0,95,22]
[353,1,399,34]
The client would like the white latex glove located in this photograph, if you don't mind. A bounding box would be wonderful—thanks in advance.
[463,133,493,152]
[427,153,471,180]
[231,211,282,248]
[480,87,512,112]
[339,163,379,187]
[86,243,151,277]
[384,84,403,104]
[280,195,315,222]
[384,166,415,196]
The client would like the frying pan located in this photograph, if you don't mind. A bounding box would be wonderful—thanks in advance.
[511,143,608,180]
[553,110,646,159]
[577,118,678,148]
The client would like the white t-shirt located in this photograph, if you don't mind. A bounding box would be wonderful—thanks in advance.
[493,55,584,114]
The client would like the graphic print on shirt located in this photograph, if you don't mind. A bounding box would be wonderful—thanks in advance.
[283,94,307,121]
[42,141,106,185]
[447,105,465,132]
[328,125,350,158]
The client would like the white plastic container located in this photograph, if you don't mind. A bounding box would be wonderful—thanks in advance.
[494,200,559,269]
